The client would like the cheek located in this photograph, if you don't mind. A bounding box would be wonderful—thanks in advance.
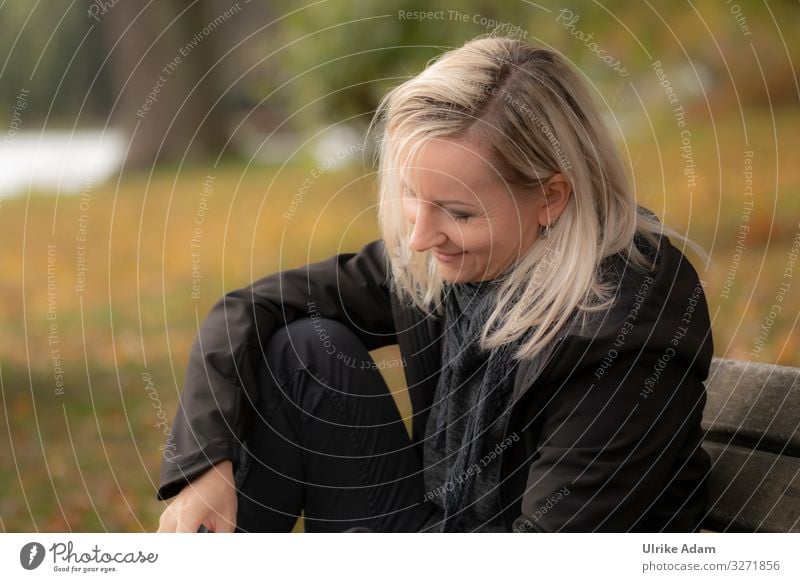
[465,223,521,259]
[455,227,491,255]
[492,205,536,248]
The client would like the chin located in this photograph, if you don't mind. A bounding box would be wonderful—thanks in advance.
[438,268,474,284]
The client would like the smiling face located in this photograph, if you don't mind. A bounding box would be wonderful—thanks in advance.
[400,137,555,283]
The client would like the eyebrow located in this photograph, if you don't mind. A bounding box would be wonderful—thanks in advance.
[401,183,477,208]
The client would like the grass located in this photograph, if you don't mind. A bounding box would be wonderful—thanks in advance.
[1,107,798,531]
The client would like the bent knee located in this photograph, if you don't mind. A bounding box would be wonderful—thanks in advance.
[265,317,367,370]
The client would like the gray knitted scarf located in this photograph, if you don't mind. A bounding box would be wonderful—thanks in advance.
[434,278,526,532]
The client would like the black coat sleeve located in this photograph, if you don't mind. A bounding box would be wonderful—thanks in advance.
[156,239,397,500]
[511,347,708,532]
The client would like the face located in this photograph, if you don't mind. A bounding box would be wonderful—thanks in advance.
[400,137,548,283]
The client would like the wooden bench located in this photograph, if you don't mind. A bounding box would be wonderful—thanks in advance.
[701,357,800,532]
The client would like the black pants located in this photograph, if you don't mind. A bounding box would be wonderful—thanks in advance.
[233,317,440,532]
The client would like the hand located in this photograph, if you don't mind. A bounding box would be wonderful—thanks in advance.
[156,460,237,533]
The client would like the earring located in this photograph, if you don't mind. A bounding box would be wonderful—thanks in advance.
[540,218,557,238]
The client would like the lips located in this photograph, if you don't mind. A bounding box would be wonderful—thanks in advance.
[432,250,465,263]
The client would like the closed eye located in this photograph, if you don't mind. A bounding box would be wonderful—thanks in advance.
[403,188,473,222]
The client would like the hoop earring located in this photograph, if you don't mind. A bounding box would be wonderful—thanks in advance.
[540,218,558,238]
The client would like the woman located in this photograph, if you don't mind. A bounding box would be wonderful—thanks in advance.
[156,36,714,533]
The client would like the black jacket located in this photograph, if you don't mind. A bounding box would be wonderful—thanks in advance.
[158,227,714,532]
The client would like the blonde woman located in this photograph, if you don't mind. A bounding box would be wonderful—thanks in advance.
[156,36,713,533]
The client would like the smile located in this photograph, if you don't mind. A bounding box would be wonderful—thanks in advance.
[432,250,465,263]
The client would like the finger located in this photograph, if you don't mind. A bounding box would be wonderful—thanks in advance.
[156,508,176,533]
[214,512,236,533]
[174,512,202,533]
[217,497,238,533]
[202,503,236,533]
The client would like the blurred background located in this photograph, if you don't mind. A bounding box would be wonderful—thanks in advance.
[0,0,798,532]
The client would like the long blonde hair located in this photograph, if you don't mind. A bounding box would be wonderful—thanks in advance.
[367,35,707,361]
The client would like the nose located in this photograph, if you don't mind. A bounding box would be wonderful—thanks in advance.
[408,202,447,253]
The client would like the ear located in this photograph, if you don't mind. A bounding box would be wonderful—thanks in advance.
[538,173,572,227]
